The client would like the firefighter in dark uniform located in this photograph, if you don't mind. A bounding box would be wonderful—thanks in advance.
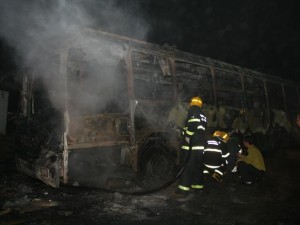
[173,96,207,199]
[203,131,230,183]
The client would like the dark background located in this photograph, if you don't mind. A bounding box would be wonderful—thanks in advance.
[114,0,300,82]
[147,0,300,82]
[0,0,300,82]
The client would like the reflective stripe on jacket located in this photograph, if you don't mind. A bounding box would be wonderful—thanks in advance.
[183,106,207,146]
[203,137,230,168]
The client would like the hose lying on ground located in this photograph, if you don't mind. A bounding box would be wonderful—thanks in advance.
[92,146,192,195]
[76,124,192,195]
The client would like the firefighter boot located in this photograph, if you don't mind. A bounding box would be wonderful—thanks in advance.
[172,189,192,201]
[191,185,204,195]
[191,188,203,195]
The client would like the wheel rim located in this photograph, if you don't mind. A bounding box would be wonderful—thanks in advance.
[145,153,170,178]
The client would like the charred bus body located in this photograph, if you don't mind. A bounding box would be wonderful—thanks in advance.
[14,28,300,188]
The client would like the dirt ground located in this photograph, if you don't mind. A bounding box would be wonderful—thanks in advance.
[1,136,300,225]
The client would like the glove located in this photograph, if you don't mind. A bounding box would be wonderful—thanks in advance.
[231,165,237,173]
[212,172,222,183]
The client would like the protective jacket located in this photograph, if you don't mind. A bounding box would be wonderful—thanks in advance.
[203,137,230,176]
[181,105,207,150]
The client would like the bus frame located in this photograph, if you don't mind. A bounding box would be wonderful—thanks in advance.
[14,28,300,188]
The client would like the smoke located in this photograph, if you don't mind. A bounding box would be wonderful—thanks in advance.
[0,0,151,184]
[0,0,85,69]
[0,0,149,112]
[0,0,149,64]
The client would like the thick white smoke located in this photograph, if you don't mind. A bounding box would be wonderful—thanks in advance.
[0,0,149,112]
[0,0,150,186]
[0,0,87,69]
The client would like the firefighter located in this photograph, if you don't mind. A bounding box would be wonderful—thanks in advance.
[237,135,266,185]
[173,96,207,199]
[203,131,230,183]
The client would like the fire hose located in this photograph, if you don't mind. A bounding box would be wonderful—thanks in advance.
[94,147,191,195]
[94,126,236,195]
[89,123,192,195]
[74,126,236,195]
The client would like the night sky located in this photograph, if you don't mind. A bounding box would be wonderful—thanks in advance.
[147,0,300,82]
[0,0,300,82]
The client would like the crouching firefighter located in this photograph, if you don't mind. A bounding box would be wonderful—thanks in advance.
[173,96,207,199]
[203,131,230,183]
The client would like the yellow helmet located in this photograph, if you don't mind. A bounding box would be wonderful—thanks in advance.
[213,131,229,143]
[189,96,203,108]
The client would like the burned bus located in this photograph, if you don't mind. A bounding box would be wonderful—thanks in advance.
[14,28,300,188]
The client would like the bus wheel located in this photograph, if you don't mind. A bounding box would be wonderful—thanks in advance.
[140,144,175,180]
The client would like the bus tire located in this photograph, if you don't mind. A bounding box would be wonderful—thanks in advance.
[139,144,175,180]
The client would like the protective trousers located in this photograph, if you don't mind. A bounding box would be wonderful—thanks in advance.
[178,149,204,191]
